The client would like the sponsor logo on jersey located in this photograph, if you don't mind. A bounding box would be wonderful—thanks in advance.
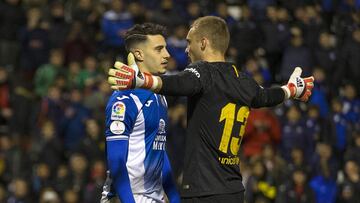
[111,101,126,120]
[116,95,129,100]
[158,119,166,134]
[184,67,200,78]
[109,121,125,134]
[145,100,153,107]
[153,134,166,150]
[153,119,167,150]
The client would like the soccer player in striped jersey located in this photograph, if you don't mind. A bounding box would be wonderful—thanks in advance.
[101,23,180,203]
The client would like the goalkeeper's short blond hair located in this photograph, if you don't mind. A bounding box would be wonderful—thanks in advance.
[191,16,230,55]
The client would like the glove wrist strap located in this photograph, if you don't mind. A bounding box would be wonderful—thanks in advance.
[281,83,296,99]
[140,73,159,91]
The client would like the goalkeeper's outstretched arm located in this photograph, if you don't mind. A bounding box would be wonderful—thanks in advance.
[108,53,314,101]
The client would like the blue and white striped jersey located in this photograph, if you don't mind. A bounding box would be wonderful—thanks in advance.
[105,89,169,201]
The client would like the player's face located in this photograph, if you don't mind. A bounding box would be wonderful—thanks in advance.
[185,28,202,62]
[142,35,170,75]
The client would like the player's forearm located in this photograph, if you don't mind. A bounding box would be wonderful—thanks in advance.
[162,153,180,203]
[251,87,285,108]
[107,141,136,203]
[111,163,135,203]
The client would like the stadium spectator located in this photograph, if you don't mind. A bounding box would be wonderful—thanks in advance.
[60,89,91,151]
[245,160,277,203]
[101,0,134,59]
[243,108,281,157]
[76,119,104,161]
[336,28,360,89]
[309,153,338,203]
[30,120,63,171]
[31,162,53,196]
[166,24,188,71]
[46,1,69,49]
[337,160,360,202]
[0,0,25,69]
[83,160,106,203]
[19,7,50,82]
[39,187,61,203]
[340,83,360,130]
[344,131,360,165]
[261,6,291,81]
[34,49,65,97]
[280,105,310,160]
[63,21,94,65]
[308,68,330,117]
[6,178,32,203]
[229,5,262,66]
[0,67,12,133]
[312,31,337,82]
[280,26,312,81]
[276,168,315,203]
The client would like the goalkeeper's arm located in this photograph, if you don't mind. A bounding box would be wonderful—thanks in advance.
[108,53,203,96]
[108,54,313,101]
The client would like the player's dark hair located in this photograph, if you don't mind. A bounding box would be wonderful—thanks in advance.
[191,16,230,54]
[124,23,167,51]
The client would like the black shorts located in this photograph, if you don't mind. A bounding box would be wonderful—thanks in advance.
[181,192,244,203]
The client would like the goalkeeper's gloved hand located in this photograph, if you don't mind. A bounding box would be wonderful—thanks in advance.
[281,67,314,102]
[108,53,158,90]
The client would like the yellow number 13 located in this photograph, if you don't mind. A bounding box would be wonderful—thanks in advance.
[218,103,249,155]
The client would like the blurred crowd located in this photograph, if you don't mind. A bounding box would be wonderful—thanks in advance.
[0,0,360,202]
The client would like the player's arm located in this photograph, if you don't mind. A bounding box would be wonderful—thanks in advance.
[105,95,137,203]
[108,53,204,96]
[251,67,314,108]
[162,153,180,203]
[106,139,135,203]
[251,86,286,108]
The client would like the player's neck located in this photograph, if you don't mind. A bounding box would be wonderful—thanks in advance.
[203,53,225,62]
[138,63,150,74]
[201,49,225,62]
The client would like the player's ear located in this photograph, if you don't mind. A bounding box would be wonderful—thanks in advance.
[133,49,144,62]
[200,38,207,51]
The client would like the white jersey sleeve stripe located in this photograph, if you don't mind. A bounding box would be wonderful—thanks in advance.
[106,135,129,141]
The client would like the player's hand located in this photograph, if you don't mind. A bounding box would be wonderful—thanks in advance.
[108,53,157,90]
[281,67,314,102]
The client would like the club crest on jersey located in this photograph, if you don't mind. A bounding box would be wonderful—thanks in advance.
[111,101,126,120]
[158,119,166,134]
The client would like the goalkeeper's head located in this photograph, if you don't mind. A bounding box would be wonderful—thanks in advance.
[124,23,170,75]
[185,16,229,63]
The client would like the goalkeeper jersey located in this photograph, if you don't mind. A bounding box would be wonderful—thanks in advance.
[104,89,169,201]
[159,61,285,197]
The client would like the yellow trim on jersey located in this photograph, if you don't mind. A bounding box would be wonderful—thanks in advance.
[232,65,239,77]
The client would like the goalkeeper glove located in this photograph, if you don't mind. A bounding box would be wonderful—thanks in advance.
[281,67,314,102]
[108,53,159,90]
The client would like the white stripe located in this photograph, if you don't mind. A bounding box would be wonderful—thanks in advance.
[155,94,159,106]
[130,93,143,111]
[106,135,128,141]
[127,93,146,193]
[162,95,168,108]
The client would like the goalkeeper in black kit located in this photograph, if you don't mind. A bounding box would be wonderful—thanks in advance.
[108,16,314,203]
